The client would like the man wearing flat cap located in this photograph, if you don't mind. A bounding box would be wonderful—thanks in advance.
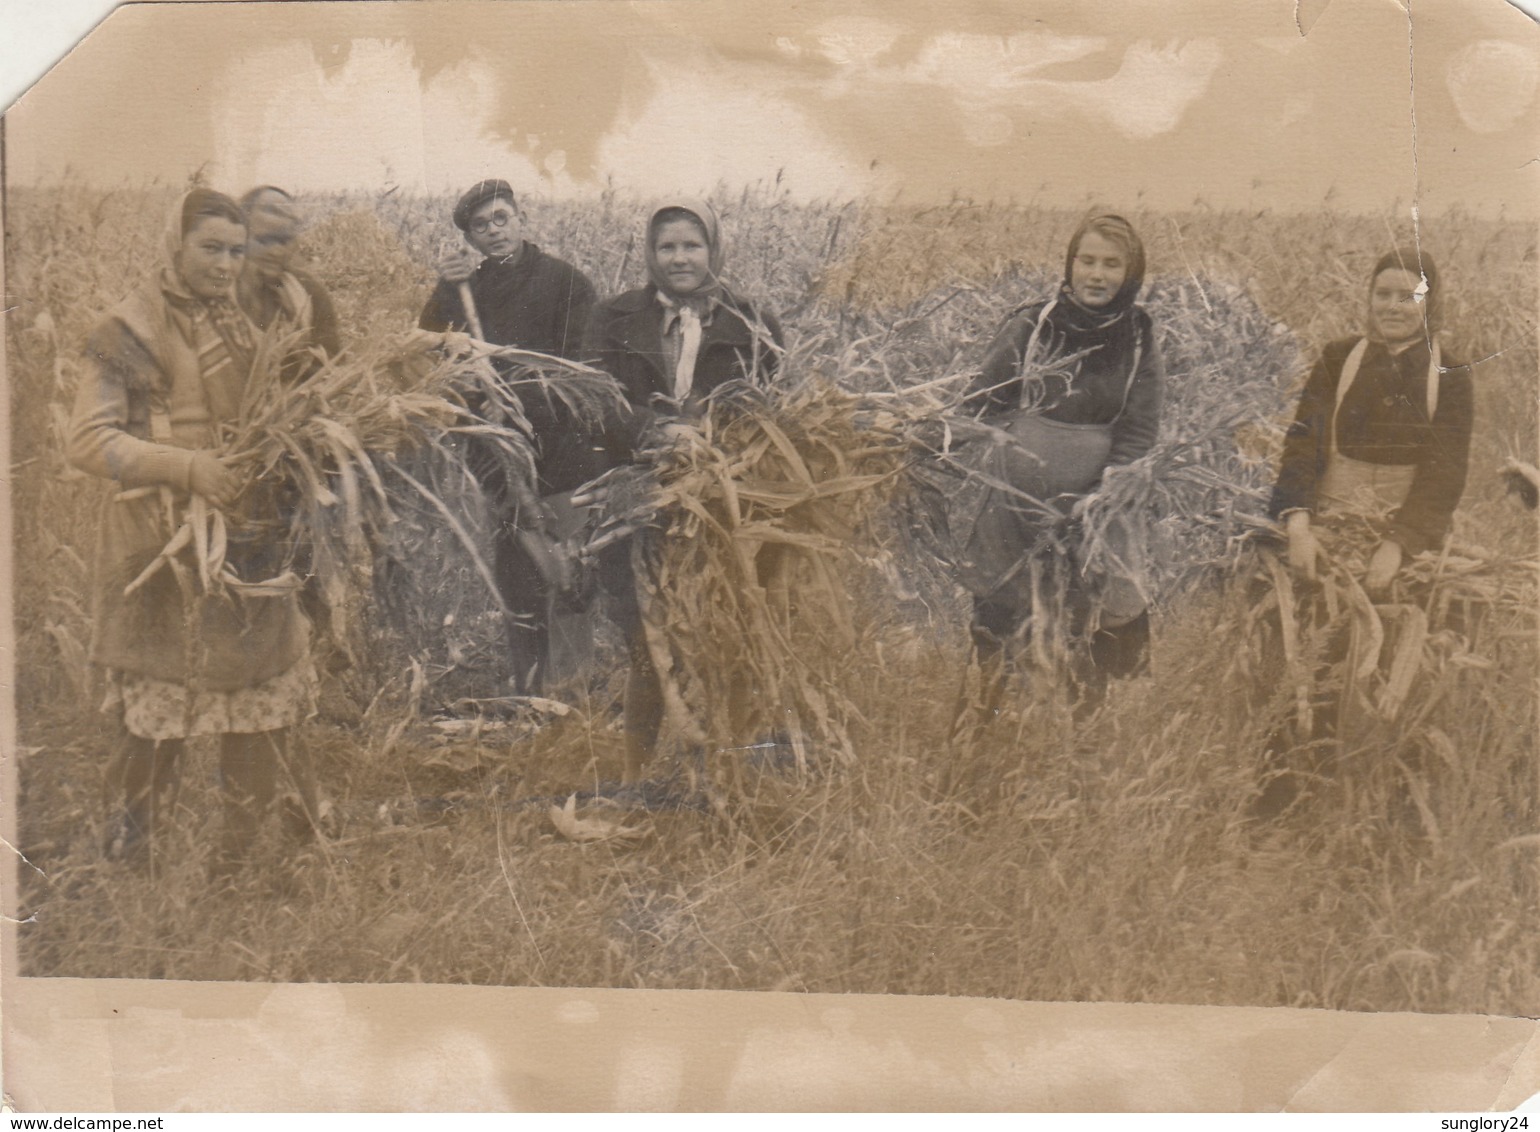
[419,178,602,698]
[421,179,595,356]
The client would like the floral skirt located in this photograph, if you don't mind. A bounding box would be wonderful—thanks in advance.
[102,657,318,741]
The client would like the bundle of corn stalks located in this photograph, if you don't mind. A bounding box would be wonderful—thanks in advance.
[813,271,1299,671]
[123,327,626,658]
[895,384,1282,681]
[584,373,918,769]
[1072,408,1279,595]
[1241,519,1538,743]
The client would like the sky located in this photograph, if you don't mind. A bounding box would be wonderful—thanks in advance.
[3,0,1539,216]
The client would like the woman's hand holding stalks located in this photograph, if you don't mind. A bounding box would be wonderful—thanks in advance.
[1364,539,1404,595]
[124,463,236,597]
[189,451,241,509]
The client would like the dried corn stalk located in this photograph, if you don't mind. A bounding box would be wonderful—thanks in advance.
[1248,521,1537,740]
[587,374,913,767]
[123,328,627,655]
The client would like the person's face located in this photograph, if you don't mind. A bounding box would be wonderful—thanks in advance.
[177,216,246,299]
[1069,230,1130,309]
[1369,267,1427,346]
[654,218,712,295]
[465,196,522,257]
[245,208,298,282]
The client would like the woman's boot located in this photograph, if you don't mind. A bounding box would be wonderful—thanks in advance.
[1090,610,1151,680]
[213,730,281,876]
[105,735,183,865]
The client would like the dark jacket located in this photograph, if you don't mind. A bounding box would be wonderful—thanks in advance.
[419,241,595,357]
[582,283,784,455]
[419,242,603,494]
[966,300,1164,469]
[286,268,342,364]
[1268,336,1473,555]
[240,267,341,384]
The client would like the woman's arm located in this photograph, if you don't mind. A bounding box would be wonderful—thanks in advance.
[1106,327,1164,466]
[580,302,652,460]
[746,304,785,383]
[300,272,343,360]
[1388,362,1474,555]
[68,322,197,492]
[964,313,1033,417]
[1266,347,1340,521]
[417,277,461,334]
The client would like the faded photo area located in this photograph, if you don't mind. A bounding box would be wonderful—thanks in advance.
[3,0,1537,1014]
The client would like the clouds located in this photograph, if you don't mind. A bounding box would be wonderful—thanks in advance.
[7,0,1538,217]
[209,39,566,195]
[807,16,903,70]
[790,24,1224,145]
[212,40,428,191]
[593,50,879,200]
[1445,38,1540,133]
[1090,40,1225,139]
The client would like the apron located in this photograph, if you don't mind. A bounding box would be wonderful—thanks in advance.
[955,304,1144,610]
[1318,338,1440,516]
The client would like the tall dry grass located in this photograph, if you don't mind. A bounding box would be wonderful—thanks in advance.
[6,181,1536,1014]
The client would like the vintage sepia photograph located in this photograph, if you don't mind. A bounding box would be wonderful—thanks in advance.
[2,0,1538,1108]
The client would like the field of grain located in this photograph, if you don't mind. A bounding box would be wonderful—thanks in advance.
[6,181,1537,1014]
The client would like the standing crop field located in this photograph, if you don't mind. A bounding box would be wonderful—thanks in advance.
[6,182,1537,1014]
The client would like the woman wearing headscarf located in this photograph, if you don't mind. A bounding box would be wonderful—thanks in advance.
[583,198,784,780]
[1268,246,1473,592]
[238,186,345,667]
[1251,247,1473,820]
[585,198,782,429]
[69,188,318,872]
[236,185,341,382]
[958,213,1165,706]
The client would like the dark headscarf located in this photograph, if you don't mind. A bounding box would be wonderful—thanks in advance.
[1018,213,1150,369]
[645,198,725,312]
[1055,213,1148,330]
[1368,244,1442,341]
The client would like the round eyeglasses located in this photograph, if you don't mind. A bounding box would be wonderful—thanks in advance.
[470,211,514,235]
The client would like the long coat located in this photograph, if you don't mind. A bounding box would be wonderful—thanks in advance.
[239,266,342,384]
[583,283,785,630]
[68,277,309,690]
[954,298,1165,612]
[966,299,1164,469]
